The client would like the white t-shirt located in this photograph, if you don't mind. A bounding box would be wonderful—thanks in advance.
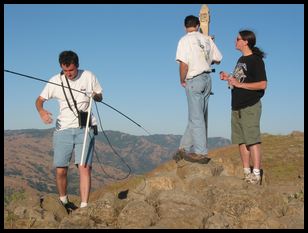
[176,31,223,80]
[40,70,103,130]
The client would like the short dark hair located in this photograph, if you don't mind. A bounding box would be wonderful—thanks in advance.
[184,15,200,28]
[59,50,79,68]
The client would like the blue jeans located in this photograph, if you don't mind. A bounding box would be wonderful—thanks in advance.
[180,73,211,155]
[53,128,95,167]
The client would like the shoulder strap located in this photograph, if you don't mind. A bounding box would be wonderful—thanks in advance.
[60,73,79,116]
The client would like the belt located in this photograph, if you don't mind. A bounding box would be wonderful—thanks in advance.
[80,125,96,129]
[80,125,98,135]
[192,70,212,79]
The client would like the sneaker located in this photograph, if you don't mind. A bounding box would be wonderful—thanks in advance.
[173,149,186,163]
[60,199,78,214]
[245,173,261,185]
[183,153,211,164]
[243,172,252,180]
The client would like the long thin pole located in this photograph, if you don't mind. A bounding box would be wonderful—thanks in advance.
[80,95,94,166]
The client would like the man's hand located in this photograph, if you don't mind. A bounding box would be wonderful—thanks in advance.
[181,80,186,87]
[92,92,103,102]
[219,71,229,81]
[39,109,53,124]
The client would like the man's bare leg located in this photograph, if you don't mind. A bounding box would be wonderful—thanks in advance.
[56,167,68,196]
[239,143,251,169]
[79,165,92,207]
[249,143,261,170]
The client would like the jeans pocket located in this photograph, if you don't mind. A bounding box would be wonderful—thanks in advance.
[190,77,208,94]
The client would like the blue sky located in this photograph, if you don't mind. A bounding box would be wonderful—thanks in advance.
[4,4,304,139]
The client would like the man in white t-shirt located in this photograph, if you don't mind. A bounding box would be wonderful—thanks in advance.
[174,15,222,164]
[35,50,103,211]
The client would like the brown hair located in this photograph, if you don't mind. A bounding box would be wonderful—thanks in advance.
[239,30,266,58]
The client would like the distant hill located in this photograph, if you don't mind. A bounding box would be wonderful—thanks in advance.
[4,128,230,196]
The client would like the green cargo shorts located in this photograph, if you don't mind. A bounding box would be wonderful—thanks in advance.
[231,101,262,146]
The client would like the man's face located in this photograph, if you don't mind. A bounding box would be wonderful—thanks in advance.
[61,63,78,80]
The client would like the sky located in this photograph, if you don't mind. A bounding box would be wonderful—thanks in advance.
[4,4,304,139]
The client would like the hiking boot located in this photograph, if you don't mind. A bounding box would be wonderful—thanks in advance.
[60,199,78,214]
[245,173,261,185]
[173,149,186,163]
[183,153,211,164]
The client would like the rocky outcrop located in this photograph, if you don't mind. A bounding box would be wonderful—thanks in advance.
[5,157,304,229]
[4,132,304,229]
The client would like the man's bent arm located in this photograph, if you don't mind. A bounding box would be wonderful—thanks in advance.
[35,96,53,124]
[179,61,188,87]
[35,96,45,113]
